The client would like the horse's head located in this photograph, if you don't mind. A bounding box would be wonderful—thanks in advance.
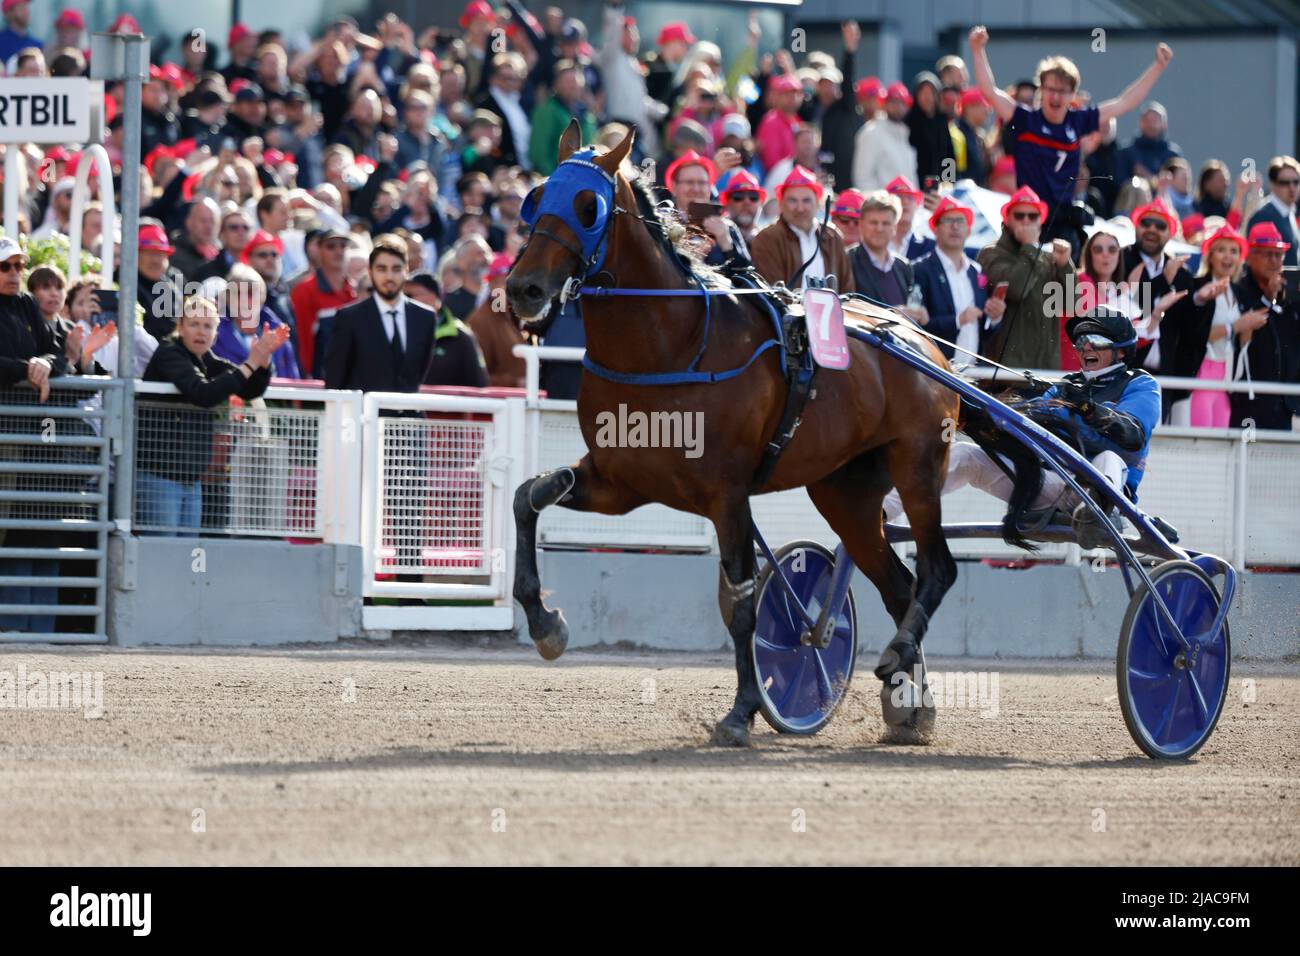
[507,119,634,327]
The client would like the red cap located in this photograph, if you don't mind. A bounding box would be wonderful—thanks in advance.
[960,88,989,110]
[928,196,974,233]
[769,74,801,94]
[832,189,867,219]
[1001,185,1049,224]
[56,9,86,29]
[885,82,913,107]
[240,229,285,264]
[657,22,696,46]
[720,169,766,204]
[45,146,70,163]
[139,223,175,254]
[229,24,254,48]
[854,77,883,102]
[1248,221,1292,251]
[775,165,823,203]
[109,13,141,34]
[992,155,1016,180]
[1130,199,1179,235]
[263,148,286,167]
[143,144,176,175]
[885,176,922,202]
[459,0,496,28]
[1200,224,1247,261]
[488,252,515,279]
[1179,212,1205,239]
[664,149,716,189]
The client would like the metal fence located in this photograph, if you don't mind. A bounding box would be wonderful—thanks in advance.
[359,392,523,597]
[133,382,327,538]
[0,378,119,643]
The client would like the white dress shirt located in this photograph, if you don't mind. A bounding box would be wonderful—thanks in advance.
[374,292,408,349]
[939,248,980,358]
[788,221,826,288]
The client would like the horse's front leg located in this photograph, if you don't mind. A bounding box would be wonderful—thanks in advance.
[710,496,761,747]
[513,455,644,660]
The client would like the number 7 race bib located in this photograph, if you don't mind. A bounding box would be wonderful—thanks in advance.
[803,288,850,370]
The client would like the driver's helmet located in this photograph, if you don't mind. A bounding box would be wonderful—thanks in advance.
[1064,305,1139,363]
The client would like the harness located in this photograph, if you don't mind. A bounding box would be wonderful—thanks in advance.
[520,150,818,489]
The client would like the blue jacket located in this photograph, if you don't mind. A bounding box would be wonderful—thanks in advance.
[910,250,990,359]
[213,309,302,380]
[1040,367,1161,498]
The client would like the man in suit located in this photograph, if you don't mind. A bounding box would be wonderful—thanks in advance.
[911,197,1006,360]
[1246,156,1299,269]
[323,234,437,393]
[848,191,925,323]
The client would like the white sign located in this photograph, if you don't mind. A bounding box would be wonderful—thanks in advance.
[0,78,92,143]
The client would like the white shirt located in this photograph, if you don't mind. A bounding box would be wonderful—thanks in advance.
[788,221,826,288]
[1137,250,1166,369]
[373,292,408,348]
[939,248,980,358]
[1205,284,1240,365]
[490,86,532,172]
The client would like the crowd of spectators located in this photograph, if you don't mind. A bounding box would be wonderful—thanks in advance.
[0,2,1293,432]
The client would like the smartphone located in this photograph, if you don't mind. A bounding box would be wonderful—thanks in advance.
[922,176,939,193]
[992,281,1009,301]
[687,201,724,224]
[90,288,119,326]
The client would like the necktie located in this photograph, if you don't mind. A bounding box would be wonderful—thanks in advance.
[388,310,404,369]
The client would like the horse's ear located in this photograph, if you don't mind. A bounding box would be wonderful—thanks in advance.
[597,124,636,175]
[557,119,582,164]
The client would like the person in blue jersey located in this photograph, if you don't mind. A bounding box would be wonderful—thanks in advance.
[968,25,1173,257]
[884,305,1160,548]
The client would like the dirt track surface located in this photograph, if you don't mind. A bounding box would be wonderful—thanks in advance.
[0,644,1296,866]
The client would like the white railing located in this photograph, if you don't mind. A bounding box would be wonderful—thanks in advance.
[513,345,1300,568]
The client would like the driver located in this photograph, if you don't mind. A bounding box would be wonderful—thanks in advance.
[883,305,1161,547]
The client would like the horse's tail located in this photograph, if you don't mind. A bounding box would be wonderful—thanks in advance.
[958,398,1044,552]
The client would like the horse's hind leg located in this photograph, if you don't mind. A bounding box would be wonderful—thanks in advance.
[710,495,762,747]
[513,455,645,660]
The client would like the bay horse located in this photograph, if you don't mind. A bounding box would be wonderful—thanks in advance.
[506,121,1034,746]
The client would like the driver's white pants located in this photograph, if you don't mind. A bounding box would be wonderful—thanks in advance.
[882,442,1128,522]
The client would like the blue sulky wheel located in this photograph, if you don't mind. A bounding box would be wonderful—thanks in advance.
[1117,559,1231,760]
[752,540,858,735]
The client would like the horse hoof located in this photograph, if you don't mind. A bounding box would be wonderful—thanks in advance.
[878,680,936,743]
[710,717,752,748]
[533,609,569,661]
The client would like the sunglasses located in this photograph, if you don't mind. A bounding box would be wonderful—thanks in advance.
[832,214,858,224]
[1073,333,1115,350]
[1011,211,1039,222]
[729,192,760,202]
[1139,218,1168,231]
[0,260,26,273]
[251,250,280,258]
[1275,178,1300,188]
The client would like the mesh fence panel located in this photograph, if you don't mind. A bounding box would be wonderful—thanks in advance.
[375,415,491,575]
[134,398,323,537]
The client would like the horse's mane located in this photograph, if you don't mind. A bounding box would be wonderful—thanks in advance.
[621,164,729,291]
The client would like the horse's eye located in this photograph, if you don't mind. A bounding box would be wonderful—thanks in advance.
[574,192,598,228]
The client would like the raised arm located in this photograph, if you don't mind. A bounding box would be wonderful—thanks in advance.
[968,26,1017,124]
[1098,43,1173,126]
